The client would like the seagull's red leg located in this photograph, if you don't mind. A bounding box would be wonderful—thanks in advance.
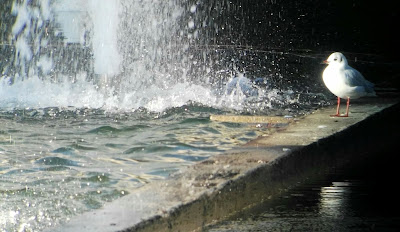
[336,97,341,115]
[344,97,350,117]
[330,97,341,117]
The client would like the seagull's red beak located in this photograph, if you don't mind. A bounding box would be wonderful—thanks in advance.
[322,60,329,64]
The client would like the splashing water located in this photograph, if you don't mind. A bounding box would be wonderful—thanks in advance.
[0,1,330,231]
[0,0,325,114]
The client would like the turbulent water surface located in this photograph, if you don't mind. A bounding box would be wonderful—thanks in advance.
[0,105,277,231]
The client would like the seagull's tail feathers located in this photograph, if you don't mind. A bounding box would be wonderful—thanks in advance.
[366,90,377,97]
[364,80,376,96]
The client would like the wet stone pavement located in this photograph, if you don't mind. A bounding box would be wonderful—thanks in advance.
[206,147,400,232]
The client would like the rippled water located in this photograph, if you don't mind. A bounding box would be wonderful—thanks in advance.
[0,105,271,231]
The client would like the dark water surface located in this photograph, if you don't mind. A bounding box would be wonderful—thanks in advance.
[207,149,400,232]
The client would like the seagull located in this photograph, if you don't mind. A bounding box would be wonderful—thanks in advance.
[322,52,376,117]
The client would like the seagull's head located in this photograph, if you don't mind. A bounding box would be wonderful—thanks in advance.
[323,52,348,66]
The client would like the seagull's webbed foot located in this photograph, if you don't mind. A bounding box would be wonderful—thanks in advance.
[330,114,349,117]
[329,97,350,117]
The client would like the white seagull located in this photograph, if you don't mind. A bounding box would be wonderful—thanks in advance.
[322,52,376,117]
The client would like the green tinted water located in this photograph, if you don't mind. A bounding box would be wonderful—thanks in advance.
[0,106,267,231]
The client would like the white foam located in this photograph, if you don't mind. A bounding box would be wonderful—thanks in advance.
[125,83,217,112]
[0,74,105,109]
[1,72,268,112]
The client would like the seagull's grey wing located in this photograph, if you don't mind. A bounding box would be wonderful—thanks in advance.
[344,68,374,92]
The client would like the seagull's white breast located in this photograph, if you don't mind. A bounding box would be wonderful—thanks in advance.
[322,65,369,99]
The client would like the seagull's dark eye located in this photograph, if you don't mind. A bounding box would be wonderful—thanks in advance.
[334,58,337,61]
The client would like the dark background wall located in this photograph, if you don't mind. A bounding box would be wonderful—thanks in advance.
[203,0,398,59]
[189,0,399,91]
